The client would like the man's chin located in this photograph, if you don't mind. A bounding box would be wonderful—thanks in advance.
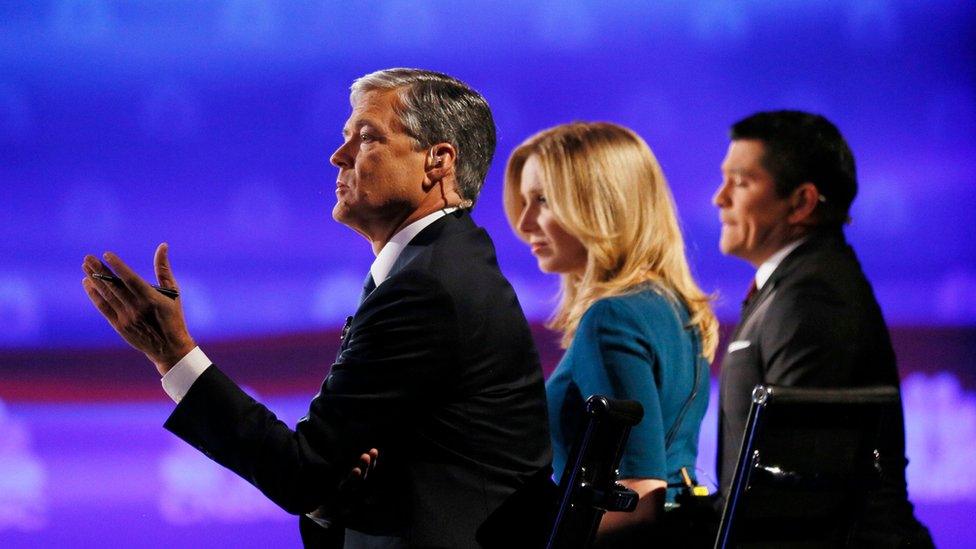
[718,234,739,257]
[332,205,371,240]
[717,241,732,256]
[332,203,349,224]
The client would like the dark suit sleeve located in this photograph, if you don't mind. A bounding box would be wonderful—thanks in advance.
[164,270,458,515]
[760,277,857,387]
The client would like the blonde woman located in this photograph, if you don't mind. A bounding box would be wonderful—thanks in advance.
[505,122,718,544]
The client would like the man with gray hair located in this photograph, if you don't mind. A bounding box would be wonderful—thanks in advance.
[82,68,552,547]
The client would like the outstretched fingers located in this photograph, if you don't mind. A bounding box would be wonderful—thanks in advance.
[81,254,137,310]
[81,276,119,324]
[102,251,154,299]
[81,247,196,374]
[153,242,180,293]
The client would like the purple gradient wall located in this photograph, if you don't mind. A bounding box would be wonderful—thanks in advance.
[1,1,974,547]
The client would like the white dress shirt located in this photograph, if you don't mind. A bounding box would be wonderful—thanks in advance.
[161,207,457,403]
[754,237,808,291]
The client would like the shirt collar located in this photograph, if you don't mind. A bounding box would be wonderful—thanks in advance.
[369,207,457,287]
[755,236,808,290]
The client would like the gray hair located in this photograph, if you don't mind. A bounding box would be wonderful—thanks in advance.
[350,68,497,206]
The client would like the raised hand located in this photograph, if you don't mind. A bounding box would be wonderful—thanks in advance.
[81,243,196,375]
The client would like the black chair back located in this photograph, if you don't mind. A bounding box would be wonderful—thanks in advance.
[547,395,644,549]
[715,384,901,548]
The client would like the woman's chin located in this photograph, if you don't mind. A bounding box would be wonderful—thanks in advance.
[536,258,565,275]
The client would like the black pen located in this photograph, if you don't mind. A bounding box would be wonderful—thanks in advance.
[91,273,180,299]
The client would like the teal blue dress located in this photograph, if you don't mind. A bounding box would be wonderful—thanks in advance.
[546,287,709,502]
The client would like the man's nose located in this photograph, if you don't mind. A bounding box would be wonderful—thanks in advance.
[712,182,728,207]
[330,142,353,168]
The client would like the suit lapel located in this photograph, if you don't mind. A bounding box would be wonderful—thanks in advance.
[731,284,776,343]
[336,210,472,360]
[731,230,847,342]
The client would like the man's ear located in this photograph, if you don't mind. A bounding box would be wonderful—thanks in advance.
[787,182,821,225]
[423,142,457,189]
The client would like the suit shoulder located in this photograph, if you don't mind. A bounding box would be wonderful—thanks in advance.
[776,247,874,309]
[413,226,506,289]
[762,251,881,346]
[785,236,868,282]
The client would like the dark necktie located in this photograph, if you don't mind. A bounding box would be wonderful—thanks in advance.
[359,272,377,305]
[341,273,377,346]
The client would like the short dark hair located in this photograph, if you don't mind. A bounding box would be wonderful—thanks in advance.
[351,68,497,207]
[730,110,857,226]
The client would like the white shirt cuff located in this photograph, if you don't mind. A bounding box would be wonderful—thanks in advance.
[161,346,212,404]
[304,511,333,528]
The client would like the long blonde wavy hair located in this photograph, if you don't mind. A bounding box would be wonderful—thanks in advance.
[504,122,718,360]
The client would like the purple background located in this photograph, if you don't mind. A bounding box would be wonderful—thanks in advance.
[1,1,974,547]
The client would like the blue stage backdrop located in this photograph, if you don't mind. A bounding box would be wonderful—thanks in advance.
[1,1,974,547]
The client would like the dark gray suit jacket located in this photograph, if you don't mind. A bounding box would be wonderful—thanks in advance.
[717,229,929,545]
[165,210,552,547]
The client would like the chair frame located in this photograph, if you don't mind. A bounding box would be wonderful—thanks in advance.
[546,395,644,549]
[715,384,900,549]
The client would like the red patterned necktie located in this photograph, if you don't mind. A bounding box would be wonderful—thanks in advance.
[744,278,758,305]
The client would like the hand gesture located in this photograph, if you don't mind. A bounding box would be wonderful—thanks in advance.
[81,243,196,375]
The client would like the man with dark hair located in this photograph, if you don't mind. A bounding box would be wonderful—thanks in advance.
[82,68,552,548]
[713,110,931,545]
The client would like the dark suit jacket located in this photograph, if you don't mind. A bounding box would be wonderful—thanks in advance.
[717,229,929,545]
[165,210,552,548]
